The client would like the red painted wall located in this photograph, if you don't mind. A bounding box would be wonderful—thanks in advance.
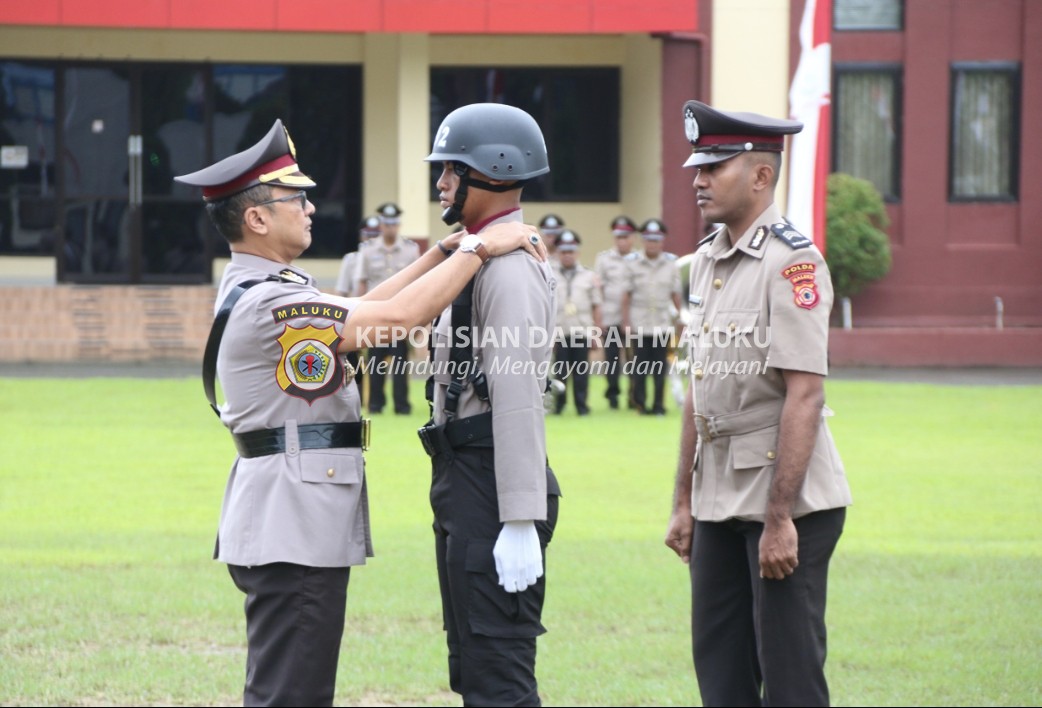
[0,0,698,34]
[797,0,1042,327]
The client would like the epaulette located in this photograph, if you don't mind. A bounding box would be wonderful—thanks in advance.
[770,222,813,249]
[623,252,639,261]
[663,252,678,261]
[277,268,309,285]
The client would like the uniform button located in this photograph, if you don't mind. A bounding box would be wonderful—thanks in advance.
[766,451,776,460]
[694,368,704,380]
[703,323,710,333]
[327,468,335,478]
[729,322,736,331]
[713,278,723,289]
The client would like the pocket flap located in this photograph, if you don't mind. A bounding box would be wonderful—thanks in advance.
[300,449,363,484]
[730,426,779,470]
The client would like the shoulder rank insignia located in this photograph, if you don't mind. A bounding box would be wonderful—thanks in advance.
[770,223,813,249]
[664,252,677,261]
[277,268,309,285]
[624,252,639,261]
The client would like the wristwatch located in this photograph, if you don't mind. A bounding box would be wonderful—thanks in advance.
[458,234,490,264]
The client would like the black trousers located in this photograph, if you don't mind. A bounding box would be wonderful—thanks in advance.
[227,563,351,707]
[631,334,669,412]
[553,339,590,413]
[366,340,410,413]
[602,324,628,404]
[430,445,561,707]
[690,508,846,707]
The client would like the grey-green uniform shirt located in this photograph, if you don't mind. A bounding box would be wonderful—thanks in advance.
[685,202,852,523]
[355,236,420,290]
[594,248,639,327]
[334,240,373,296]
[556,264,602,332]
[627,252,682,332]
[430,210,557,521]
[213,252,373,567]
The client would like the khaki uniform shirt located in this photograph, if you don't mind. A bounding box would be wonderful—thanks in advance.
[334,240,373,296]
[430,210,557,521]
[556,265,602,332]
[213,252,373,567]
[685,203,852,522]
[627,252,682,332]
[355,236,420,290]
[594,248,639,327]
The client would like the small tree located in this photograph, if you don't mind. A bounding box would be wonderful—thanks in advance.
[825,173,892,299]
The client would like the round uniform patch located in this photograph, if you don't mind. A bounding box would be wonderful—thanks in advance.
[276,323,344,404]
[782,262,820,310]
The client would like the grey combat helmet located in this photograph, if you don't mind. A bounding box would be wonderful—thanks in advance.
[425,103,549,224]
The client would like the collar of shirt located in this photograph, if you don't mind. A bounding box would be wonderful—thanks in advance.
[230,251,313,285]
[470,206,522,234]
[376,236,406,253]
[707,202,783,262]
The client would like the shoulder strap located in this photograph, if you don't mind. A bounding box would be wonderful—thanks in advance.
[444,277,480,420]
[203,277,275,417]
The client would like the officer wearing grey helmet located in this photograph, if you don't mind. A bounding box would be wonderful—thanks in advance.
[174,119,543,707]
[419,102,560,706]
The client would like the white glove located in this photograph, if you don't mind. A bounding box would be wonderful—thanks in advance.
[493,520,543,593]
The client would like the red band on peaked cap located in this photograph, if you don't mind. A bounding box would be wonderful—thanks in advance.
[201,154,298,199]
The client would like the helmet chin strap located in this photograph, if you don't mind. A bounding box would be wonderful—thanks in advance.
[441,163,528,226]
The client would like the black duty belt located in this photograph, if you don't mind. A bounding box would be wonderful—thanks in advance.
[233,421,371,459]
[418,412,493,457]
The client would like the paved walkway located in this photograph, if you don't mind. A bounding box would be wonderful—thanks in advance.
[2,363,1041,385]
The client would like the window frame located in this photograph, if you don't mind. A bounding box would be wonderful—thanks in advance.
[832,63,904,203]
[833,0,904,32]
[948,61,1021,204]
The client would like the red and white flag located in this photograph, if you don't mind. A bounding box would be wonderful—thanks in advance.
[788,0,832,253]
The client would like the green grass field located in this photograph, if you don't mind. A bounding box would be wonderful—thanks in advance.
[1,374,1040,706]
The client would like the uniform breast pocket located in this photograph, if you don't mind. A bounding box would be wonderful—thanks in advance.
[299,448,363,485]
[709,310,760,342]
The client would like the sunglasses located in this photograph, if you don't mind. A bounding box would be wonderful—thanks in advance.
[254,190,309,211]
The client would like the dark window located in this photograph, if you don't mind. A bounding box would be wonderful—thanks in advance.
[430,67,620,202]
[833,66,902,201]
[0,61,57,255]
[949,63,1019,202]
[835,0,902,31]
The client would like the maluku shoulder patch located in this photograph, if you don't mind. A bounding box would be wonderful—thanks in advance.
[770,223,813,249]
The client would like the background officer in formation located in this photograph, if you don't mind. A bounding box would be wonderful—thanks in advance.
[622,218,682,415]
[334,214,380,297]
[594,214,639,409]
[538,212,566,272]
[552,229,603,415]
[421,102,561,706]
[664,100,852,707]
[355,202,420,414]
[174,119,544,706]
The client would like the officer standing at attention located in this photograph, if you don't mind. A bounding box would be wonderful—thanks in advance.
[355,202,421,414]
[174,119,544,707]
[593,215,639,409]
[622,218,682,415]
[552,229,603,415]
[418,103,561,707]
[538,213,566,272]
[664,100,852,707]
[334,214,380,297]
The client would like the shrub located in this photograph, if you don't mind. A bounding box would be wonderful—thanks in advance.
[825,173,892,299]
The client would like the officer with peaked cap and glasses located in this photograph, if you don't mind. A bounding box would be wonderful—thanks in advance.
[594,215,640,409]
[418,102,561,706]
[664,100,852,707]
[174,119,544,707]
[355,201,421,414]
[551,229,603,415]
[622,218,682,415]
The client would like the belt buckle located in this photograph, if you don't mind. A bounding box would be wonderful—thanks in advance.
[694,414,713,442]
[361,418,371,451]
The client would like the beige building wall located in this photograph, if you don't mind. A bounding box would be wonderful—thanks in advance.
[711,0,793,209]
[0,26,666,283]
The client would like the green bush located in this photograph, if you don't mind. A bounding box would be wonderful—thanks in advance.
[825,173,892,299]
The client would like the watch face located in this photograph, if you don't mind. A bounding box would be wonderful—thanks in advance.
[460,234,481,251]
